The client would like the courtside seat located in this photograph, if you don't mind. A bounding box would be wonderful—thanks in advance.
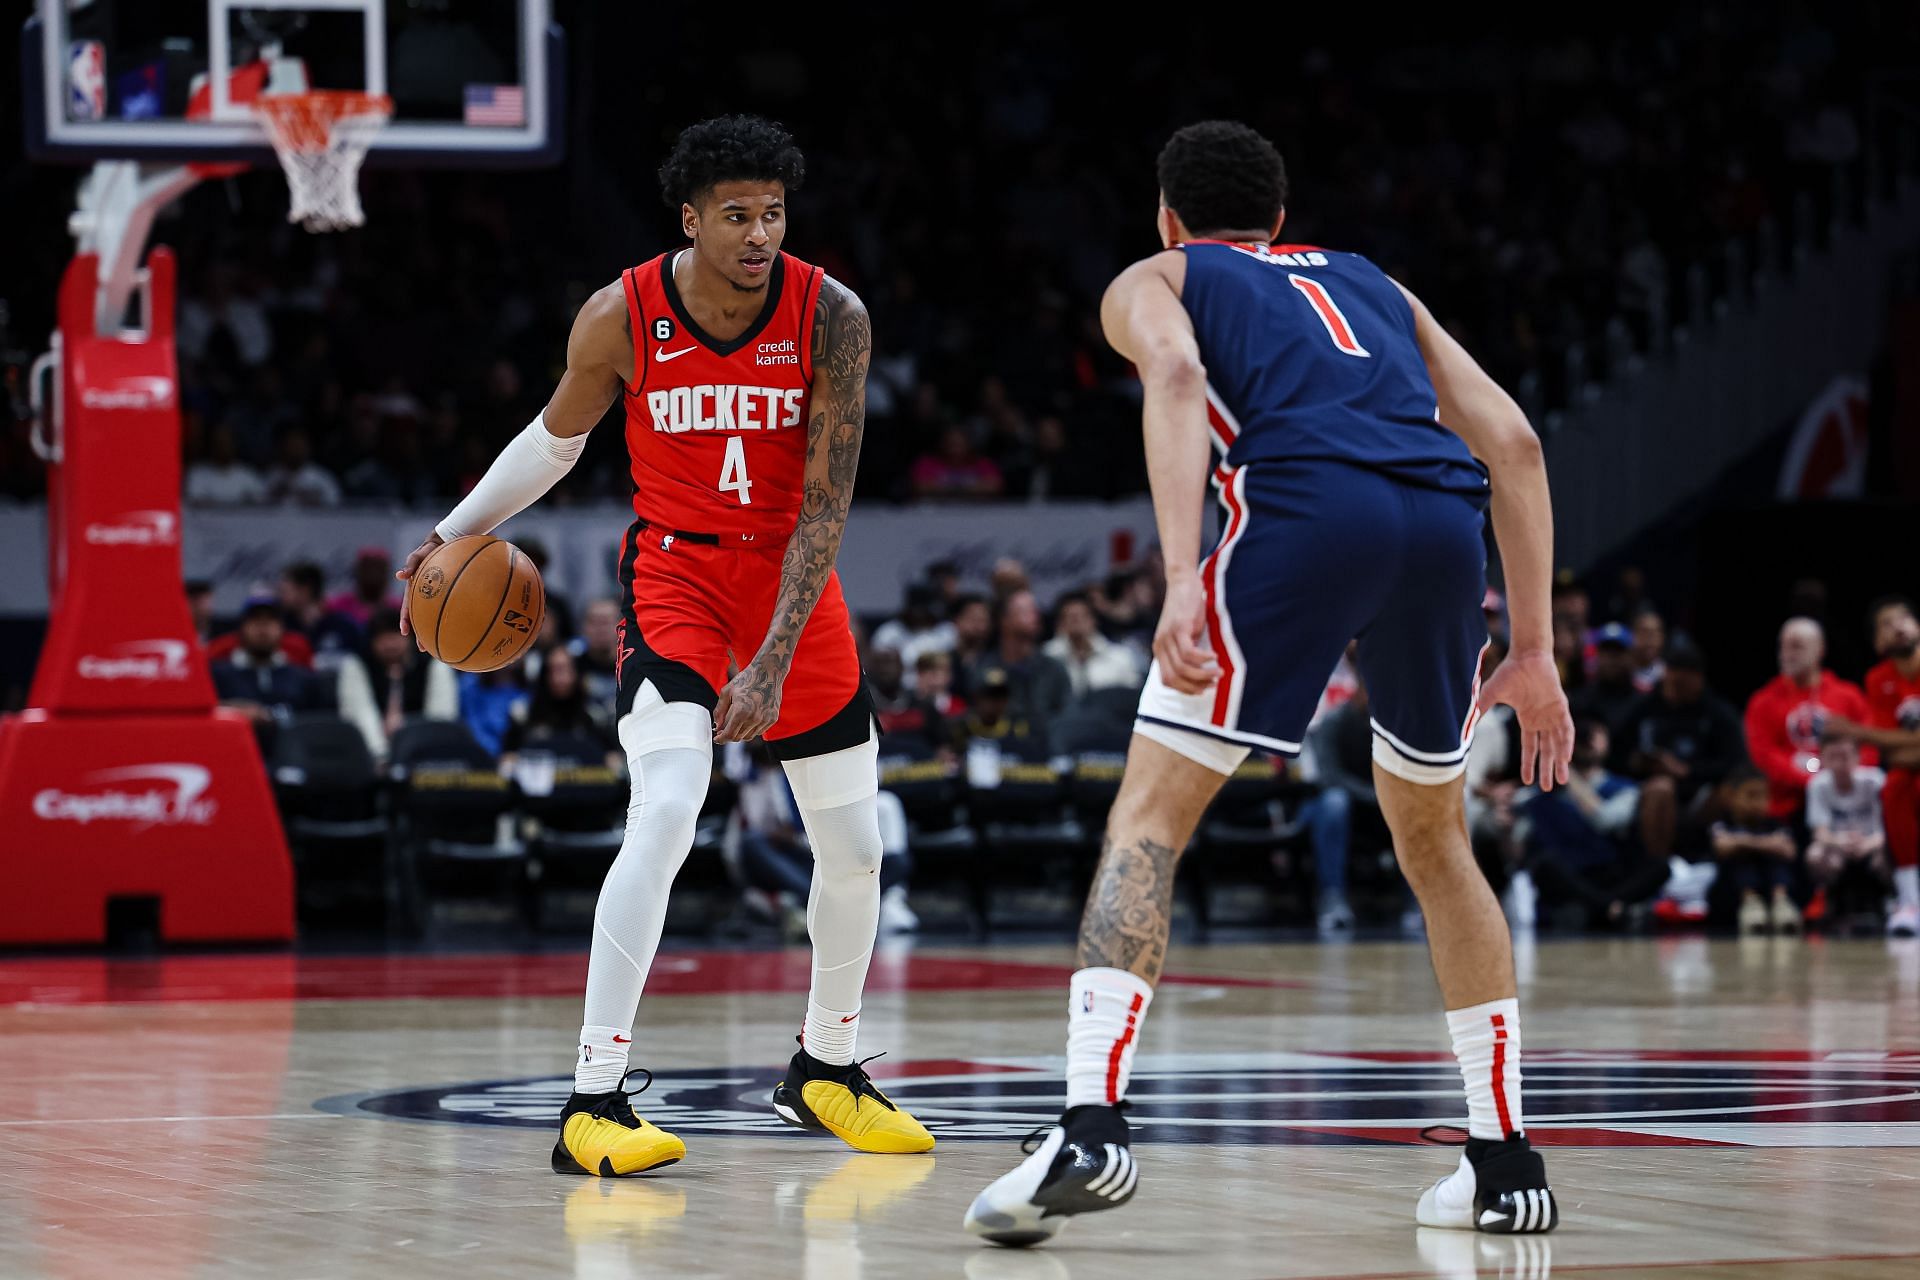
[516,733,627,929]
[1188,754,1302,931]
[970,736,1088,934]
[270,713,390,921]
[877,738,981,932]
[387,718,523,932]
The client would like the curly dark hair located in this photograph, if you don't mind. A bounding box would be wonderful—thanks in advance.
[657,115,806,210]
[1156,120,1287,237]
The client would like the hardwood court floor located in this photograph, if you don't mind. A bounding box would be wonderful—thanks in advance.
[1,935,1916,1279]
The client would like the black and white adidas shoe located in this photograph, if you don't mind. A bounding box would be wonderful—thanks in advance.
[1415,1134,1559,1234]
[964,1104,1136,1248]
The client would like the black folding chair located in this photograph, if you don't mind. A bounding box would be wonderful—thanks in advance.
[387,719,522,932]
[516,733,627,929]
[1188,754,1301,931]
[969,735,1087,934]
[270,714,390,921]
[877,738,982,932]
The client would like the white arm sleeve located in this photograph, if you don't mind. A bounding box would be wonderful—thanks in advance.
[434,413,587,541]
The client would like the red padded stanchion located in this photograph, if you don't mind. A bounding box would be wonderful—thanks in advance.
[0,250,292,944]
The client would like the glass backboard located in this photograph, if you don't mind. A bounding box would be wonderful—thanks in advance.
[24,0,562,167]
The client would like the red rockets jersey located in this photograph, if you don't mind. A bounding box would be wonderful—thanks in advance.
[619,249,827,538]
[1866,658,1920,735]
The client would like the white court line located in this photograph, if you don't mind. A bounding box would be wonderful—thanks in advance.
[0,1112,341,1127]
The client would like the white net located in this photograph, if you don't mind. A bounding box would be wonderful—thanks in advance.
[254,91,392,233]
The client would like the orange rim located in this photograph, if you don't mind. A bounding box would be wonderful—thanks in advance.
[254,91,393,152]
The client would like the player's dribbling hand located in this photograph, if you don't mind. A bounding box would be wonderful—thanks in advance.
[394,532,444,648]
[1474,648,1573,792]
[714,661,784,743]
[1154,573,1220,695]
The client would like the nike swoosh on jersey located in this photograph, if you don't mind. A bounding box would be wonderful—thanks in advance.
[839,1014,859,1023]
[656,345,698,362]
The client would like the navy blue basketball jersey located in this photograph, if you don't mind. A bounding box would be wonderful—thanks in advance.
[1178,241,1489,495]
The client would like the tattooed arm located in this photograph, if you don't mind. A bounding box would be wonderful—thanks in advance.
[713,276,869,742]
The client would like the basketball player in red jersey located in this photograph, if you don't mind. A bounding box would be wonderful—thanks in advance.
[1832,597,1920,935]
[396,116,934,1174]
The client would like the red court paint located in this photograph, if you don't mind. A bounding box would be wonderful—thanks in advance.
[0,949,1297,1006]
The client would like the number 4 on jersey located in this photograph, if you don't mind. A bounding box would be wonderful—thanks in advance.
[1288,274,1371,358]
[720,434,753,505]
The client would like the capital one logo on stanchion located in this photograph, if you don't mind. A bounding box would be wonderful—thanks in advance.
[83,509,178,547]
[76,639,192,682]
[32,764,218,828]
[78,376,175,412]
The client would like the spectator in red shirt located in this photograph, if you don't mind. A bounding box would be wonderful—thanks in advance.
[870,647,946,748]
[1833,597,1920,936]
[1743,617,1872,819]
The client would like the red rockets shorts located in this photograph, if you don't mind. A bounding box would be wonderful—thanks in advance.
[613,518,873,760]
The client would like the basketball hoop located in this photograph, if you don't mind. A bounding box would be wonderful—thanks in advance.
[254,90,392,232]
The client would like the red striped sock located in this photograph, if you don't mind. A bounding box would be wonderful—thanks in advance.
[1066,967,1155,1108]
[1445,997,1524,1140]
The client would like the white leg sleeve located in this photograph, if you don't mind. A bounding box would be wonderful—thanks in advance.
[575,683,714,1091]
[783,733,883,1065]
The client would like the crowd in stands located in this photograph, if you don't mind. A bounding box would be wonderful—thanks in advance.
[4,10,1894,510]
[195,529,1920,939]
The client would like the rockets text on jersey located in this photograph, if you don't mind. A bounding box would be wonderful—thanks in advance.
[620,249,827,537]
[640,384,806,435]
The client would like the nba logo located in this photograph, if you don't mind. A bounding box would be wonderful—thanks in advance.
[68,41,106,122]
[1082,992,1095,1012]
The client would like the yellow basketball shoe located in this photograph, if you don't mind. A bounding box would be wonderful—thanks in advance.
[771,1042,935,1154]
[551,1068,686,1177]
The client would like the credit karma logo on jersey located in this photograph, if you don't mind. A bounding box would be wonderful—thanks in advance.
[32,764,217,828]
[84,509,178,546]
[79,375,175,411]
[645,385,805,435]
[755,338,800,367]
[322,1050,1920,1147]
[76,639,193,682]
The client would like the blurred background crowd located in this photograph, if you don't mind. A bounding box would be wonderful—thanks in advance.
[3,2,1918,941]
[182,538,1920,941]
[2,5,1908,505]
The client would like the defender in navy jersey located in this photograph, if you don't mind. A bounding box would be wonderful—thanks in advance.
[969,122,1574,1247]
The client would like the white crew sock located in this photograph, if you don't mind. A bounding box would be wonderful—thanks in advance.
[1446,997,1525,1140]
[1065,967,1155,1107]
[803,997,861,1065]
[575,1025,632,1095]
[1896,866,1919,910]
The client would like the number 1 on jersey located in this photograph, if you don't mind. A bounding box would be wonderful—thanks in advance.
[1288,274,1372,358]
[719,434,753,505]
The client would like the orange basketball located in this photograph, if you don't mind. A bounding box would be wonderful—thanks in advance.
[407,535,545,673]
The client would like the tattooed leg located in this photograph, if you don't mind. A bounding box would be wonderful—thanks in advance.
[1077,734,1233,984]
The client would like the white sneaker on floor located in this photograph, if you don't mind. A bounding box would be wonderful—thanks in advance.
[965,1104,1135,1247]
[1415,1136,1558,1234]
[1317,891,1355,936]
[1889,903,1920,938]
[879,886,919,934]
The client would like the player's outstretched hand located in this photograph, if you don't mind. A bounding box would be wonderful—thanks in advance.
[1154,573,1221,695]
[1474,648,1573,792]
[394,532,444,648]
[714,660,784,744]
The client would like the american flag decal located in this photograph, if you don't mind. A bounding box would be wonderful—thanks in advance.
[464,84,526,127]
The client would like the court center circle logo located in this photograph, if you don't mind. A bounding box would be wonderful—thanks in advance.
[322,1051,1920,1147]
